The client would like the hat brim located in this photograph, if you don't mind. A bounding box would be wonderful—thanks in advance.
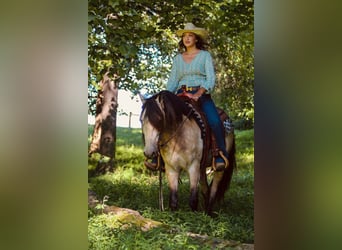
[176,29,208,40]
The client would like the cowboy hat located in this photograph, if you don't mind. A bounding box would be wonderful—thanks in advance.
[176,23,208,40]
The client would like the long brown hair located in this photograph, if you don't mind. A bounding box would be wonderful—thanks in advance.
[178,33,209,52]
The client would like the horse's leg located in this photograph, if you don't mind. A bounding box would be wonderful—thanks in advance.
[207,171,224,215]
[166,169,180,211]
[199,168,209,210]
[206,133,235,215]
[188,166,200,211]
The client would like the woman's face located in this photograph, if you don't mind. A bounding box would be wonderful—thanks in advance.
[182,32,197,48]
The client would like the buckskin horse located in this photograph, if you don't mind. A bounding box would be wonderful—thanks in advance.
[140,90,236,215]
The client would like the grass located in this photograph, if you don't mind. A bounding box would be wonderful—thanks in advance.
[88,126,254,249]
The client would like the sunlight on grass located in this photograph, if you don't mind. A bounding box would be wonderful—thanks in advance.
[238,152,254,167]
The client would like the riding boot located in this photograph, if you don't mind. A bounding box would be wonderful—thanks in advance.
[211,124,229,171]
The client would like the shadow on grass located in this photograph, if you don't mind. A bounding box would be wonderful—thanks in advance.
[88,168,254,243]
[88,165,252,217]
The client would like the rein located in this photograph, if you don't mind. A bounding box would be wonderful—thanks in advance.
[158,108,194,148]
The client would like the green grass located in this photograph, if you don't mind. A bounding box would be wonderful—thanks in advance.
[88,126,254,249]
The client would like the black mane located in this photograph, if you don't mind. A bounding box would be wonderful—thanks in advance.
[142,90,192,132]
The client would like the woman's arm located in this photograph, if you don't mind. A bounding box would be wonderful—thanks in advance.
[166,55,180,93]
[202,51,216,92]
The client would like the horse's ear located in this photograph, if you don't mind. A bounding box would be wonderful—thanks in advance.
[138,91,146,104]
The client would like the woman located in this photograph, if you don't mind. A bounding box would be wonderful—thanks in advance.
[145,23,229,171]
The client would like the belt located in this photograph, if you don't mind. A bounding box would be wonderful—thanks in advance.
[179,85,200,92]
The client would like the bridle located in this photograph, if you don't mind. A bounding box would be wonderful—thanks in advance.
[141,93,196,155]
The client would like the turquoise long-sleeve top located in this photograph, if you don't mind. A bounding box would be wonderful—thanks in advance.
[166,50,216,93]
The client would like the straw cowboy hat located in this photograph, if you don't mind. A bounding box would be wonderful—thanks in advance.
[176,23,208,40]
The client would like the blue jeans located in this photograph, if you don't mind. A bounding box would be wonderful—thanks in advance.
[199,94,228,158]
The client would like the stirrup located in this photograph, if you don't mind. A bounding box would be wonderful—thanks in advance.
[144,156,159,171]
[212,151,229,171]
[144,155,164,172]
[144,159,158,171]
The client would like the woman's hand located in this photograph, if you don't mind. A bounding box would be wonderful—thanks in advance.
[192,93,201,101]
[191,88,206,101]
[176,87,206,101]
[177,92,193,99]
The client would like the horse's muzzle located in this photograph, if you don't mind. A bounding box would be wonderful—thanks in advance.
[143,151,158,159]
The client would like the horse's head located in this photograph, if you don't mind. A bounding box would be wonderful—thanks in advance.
[140,91,190,158]
[140,93,164,158]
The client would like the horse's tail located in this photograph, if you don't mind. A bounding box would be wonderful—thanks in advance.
[215,136,236,202]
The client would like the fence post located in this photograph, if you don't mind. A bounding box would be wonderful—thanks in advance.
[129,112,132,128]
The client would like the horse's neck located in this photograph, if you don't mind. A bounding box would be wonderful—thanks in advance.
[161,117,202,148]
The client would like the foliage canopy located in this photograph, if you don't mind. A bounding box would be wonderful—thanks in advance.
[88,0,254,123]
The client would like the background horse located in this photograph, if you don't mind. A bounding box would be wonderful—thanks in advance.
[140,90,236,215]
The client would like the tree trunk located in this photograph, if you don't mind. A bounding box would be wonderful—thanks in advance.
[88,73,118,161]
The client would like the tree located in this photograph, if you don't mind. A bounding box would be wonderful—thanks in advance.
[88,73,118,162]
[88,0,254,162]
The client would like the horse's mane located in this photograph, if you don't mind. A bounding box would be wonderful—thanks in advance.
[142,90,192,132]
